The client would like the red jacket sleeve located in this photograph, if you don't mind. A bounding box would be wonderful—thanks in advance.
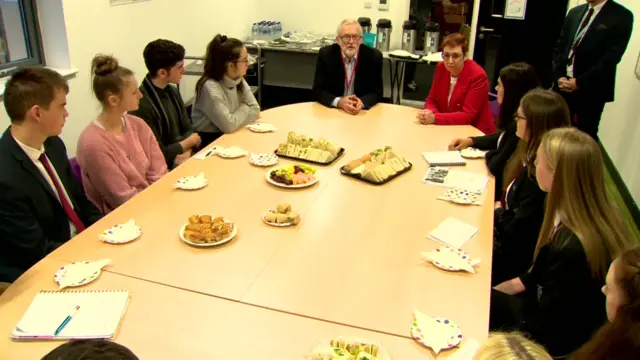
[424,64,443,113]
[434,71,489,126]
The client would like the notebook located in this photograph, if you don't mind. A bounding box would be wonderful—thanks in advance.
[428,217,479,249]
[12,290,129,340]
[422,151,467,166]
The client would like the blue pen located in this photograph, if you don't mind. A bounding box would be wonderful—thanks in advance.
[53,305,80,336]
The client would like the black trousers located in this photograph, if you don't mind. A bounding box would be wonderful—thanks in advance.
[556,88,606,141]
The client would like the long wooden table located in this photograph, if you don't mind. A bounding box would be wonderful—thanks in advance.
[0,103,494,359]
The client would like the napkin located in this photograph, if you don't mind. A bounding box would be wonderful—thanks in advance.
[217,146,247,158]
[428,217,478,249]
[460,148,487,159]
[99,219,140,243]
[421,247,480,273]
[413,309,459,354]
[174,172,207,189]
[247,122,278,132]
[58,259,111,289]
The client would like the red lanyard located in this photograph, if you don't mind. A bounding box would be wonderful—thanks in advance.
[341,51,359,94]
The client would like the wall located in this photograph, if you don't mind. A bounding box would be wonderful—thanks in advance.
[598,0,640,203]
[0,0,257,155]
[255,0,411,50]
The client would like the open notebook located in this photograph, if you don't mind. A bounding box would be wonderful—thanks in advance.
[12,290,129,340]
[422,151,467,167]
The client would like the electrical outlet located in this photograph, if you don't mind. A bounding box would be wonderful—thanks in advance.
[364,1,372,9]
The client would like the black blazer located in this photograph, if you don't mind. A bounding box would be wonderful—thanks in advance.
[552,1,633,102]
[519,226,608,357]
[492,168,547,285]
[312,43,383,110]
[471,122,520,201]
[0,128,103,283]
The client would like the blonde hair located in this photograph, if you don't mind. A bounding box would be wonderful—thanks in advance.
[475,333,552,360]
[535,128,633,279]
[336,19,363,36]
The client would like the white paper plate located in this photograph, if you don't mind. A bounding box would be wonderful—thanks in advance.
[265,168,319,189]
[425,247,479,272]
[249,153,279,167]
[54,261,101,288]
[261,212,295,227]
[99,223,142,244]
[247,123,277,133]
[179,220,237,247]
[173,175,208,190]
[460,148,486,159]
[217,146,247,159]
[411,317,463,351]
[439,188,480,205]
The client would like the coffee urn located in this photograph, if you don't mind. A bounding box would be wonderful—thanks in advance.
[358,17,372,33]
[424,22,440,54]
[376,19,392,52]
[401,20,417,53]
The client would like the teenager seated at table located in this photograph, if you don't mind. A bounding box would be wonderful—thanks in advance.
[191,34,260,148]
[42,339,139,360]
[571,246,640,360]
[449,62,539,201]
[417,33,495,134]
[312,19,383,115]
[0,68,103,283]
[475,332,552,360]
[131,39,201,169]
[492,89,571,285]
[490,128,633,358]
[77,55,167,214]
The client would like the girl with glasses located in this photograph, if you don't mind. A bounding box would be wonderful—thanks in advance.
[192,34,260,148]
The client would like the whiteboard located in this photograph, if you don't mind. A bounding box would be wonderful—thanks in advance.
[110,0,152,6]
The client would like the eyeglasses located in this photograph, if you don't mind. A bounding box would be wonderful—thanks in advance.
[339,34,362,42]
[514,114,527,121]
[235,55,257,65]
[442,53,463,61]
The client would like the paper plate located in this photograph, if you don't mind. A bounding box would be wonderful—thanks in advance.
[265,168,319,189]
[173,175,208,190]
[411,317,463,351]
[261,212,296,227]
[179,220,237,247]
[217,146,247,159]
[247,123,277,133]
[99,222,142,244]
[426,247,479,272]
[460,148,486,159]
[249,153,279,167]
[54,261,101,288]
[439,188,480,205]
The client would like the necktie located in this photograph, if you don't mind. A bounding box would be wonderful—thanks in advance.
[39,153,86,232]
[568,8,594,66]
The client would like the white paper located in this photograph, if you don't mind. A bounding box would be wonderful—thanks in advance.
[505,0,527,20]
[424,169,489,193]
[428,217,478,249]
[422,151,466,166]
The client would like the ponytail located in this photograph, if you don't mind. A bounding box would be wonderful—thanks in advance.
[195,34,245,98]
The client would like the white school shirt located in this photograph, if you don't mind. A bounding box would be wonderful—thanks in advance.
[567,1,607,77]
[14,137,77,236]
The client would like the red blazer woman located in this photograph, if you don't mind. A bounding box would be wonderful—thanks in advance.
[424,59,496,134]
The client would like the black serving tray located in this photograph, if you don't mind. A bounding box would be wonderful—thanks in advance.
[339,162,413,185]
[274,147,345,166]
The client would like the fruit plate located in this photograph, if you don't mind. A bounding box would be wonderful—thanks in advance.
[274,147,345,166]
[340,162,413,185]
[265,169,319,189]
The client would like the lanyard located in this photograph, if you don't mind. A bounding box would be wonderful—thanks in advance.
[341,51,359,94]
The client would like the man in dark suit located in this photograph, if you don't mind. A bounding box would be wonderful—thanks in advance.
[0,68,103,283]
[552,0,633,140]
[312,19,383,115]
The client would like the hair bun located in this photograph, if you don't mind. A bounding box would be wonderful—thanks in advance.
[91,54,119,77]
[221,35,228,42]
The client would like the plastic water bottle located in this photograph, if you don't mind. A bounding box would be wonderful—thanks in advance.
[276,22,282,39]
[251,23,259,41]
[262,22,270,42]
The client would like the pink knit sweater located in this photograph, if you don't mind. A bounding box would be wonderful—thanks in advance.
[77,114,168,214]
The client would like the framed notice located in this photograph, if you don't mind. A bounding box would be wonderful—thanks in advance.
[110,0,152,6]
[504,0,527,20]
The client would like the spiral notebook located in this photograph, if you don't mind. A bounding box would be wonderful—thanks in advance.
[422,151,467,167]
[11,290,129,340]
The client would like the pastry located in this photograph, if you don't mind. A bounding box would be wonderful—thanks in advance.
[276,203,291,213]
[275,213,289,223]
[287,211,301,225]
[264,212,277,222]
